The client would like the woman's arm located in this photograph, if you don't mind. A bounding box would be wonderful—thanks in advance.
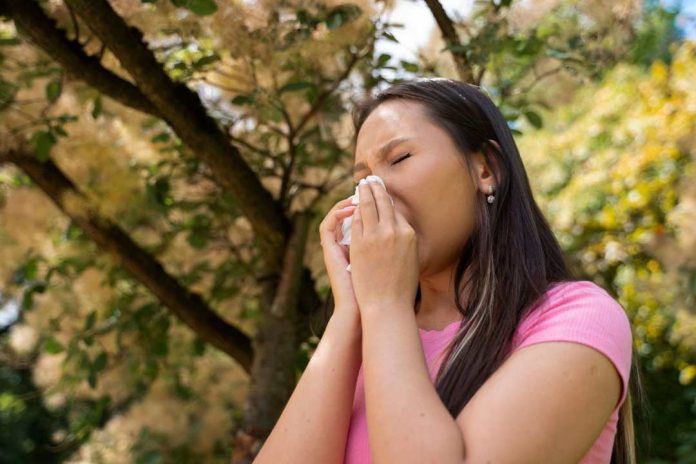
[360,302,623,464]
[253,309,362,464]
[361,305,466,464]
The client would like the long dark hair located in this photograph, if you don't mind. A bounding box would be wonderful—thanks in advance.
[322,77,645,463]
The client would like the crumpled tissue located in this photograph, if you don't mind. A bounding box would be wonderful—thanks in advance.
[339,174,393,272]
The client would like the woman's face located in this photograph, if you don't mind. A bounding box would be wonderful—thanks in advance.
[353,99,481,277]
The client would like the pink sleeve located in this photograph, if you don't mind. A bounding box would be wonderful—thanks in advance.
[511,281,634,409]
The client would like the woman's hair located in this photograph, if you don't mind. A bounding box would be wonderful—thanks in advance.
[323,77,646,463]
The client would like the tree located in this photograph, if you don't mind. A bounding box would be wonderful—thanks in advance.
[0,0,685,461]
[517,41,696,461]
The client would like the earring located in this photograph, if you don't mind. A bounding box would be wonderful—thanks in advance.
[486,185,496,204]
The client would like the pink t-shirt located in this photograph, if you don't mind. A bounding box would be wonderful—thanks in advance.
[344,280,633,463]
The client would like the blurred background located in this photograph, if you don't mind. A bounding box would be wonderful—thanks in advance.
[0,0,695,462]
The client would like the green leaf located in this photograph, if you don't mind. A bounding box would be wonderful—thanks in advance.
[84,311,97,331]
[44,337,65,354]
[187,231,209,249]
[191,337,206,357]
[46,80,62,103]
[93,352,108,372]
[547,48,569,60]
[0,79,18,111]
[137,450,163,464]
[442,43,468,54]
[192,53,220,69]
[57,113,78,123]
[21,282,47,310]
[147,176,172,207]
[279,81,316,94]
[151,336,168,356]
[382,31,399,43]
[141,116,160,130]
[53,126,68,137]
[88,370,98,389]
[31,130,56,161]
[325,4,362,30]
[231,93,256,105]
[13,257,39,283]
[524,111,543,129]
[0,37,21,46]
[376,53,391,67]
[173,0,218,16]
[151,132,171,143]
[399,60,419,73]
[92,95,103,119]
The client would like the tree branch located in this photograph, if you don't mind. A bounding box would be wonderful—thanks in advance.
[1,0,159,116]
[293,45,372,138]
[1,0,335,349]
[424,0,475,83]
[62,0,290,269]
[1,147,254,373]
[244,211,312,436]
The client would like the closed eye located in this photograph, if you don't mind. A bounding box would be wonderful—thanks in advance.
[392,153,411,165]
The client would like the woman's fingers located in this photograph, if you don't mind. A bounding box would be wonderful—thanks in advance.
[357,181,378,232]
[320,198,353,246]
[334,205,356,217]
[369,181,395,225]
[334,206,355,241]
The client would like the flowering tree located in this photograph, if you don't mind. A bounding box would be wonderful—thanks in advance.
[0,0,683,461]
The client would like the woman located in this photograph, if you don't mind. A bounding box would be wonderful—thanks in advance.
[254,78,639,463]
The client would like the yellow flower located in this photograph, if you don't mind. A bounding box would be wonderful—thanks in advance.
[679,365,696,386]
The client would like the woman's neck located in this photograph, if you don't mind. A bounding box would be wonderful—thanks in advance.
[414,264,471,330]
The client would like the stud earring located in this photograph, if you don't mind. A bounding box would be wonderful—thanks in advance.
[487,185,496,204]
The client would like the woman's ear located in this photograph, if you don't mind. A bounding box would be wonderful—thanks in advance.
[475,140,500,176]
[473,140,501,191]
[487,139,501,153]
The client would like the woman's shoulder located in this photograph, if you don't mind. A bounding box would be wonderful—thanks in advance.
[520,279,629,330]
[511,279,634,406]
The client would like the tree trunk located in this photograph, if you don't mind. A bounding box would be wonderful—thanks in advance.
[1,148,254,371]
[232,211,313,463]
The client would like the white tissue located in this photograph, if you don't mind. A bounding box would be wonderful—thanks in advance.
[339,175,394,272]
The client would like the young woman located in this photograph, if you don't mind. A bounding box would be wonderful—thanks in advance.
[254,78,639,463]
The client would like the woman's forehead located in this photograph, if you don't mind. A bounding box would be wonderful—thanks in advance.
[355,100,427,151]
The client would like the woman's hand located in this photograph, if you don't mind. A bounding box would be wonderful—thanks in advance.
[319,196,360,323]
[349,179,420,318]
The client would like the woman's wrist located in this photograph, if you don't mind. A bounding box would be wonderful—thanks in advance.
[327,306,362,340]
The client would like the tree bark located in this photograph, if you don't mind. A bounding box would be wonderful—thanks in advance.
[424,0,476,83]
[62,0,290,269]
[2,1,341,454]
[232,211,313,464]
[1,0,331,337]
[0,0,159,116]
[1,148,254,372]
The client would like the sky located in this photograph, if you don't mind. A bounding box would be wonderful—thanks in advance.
[672,0,696,37]
[377,0,696,66]
[374,0,474,63]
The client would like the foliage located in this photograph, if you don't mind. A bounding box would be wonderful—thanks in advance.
[0,357,71,463]
[0,0,693,461]
[444,0,685,132]
[518,40,696,462]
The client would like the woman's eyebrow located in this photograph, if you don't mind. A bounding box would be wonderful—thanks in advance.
[352,136,414,175]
